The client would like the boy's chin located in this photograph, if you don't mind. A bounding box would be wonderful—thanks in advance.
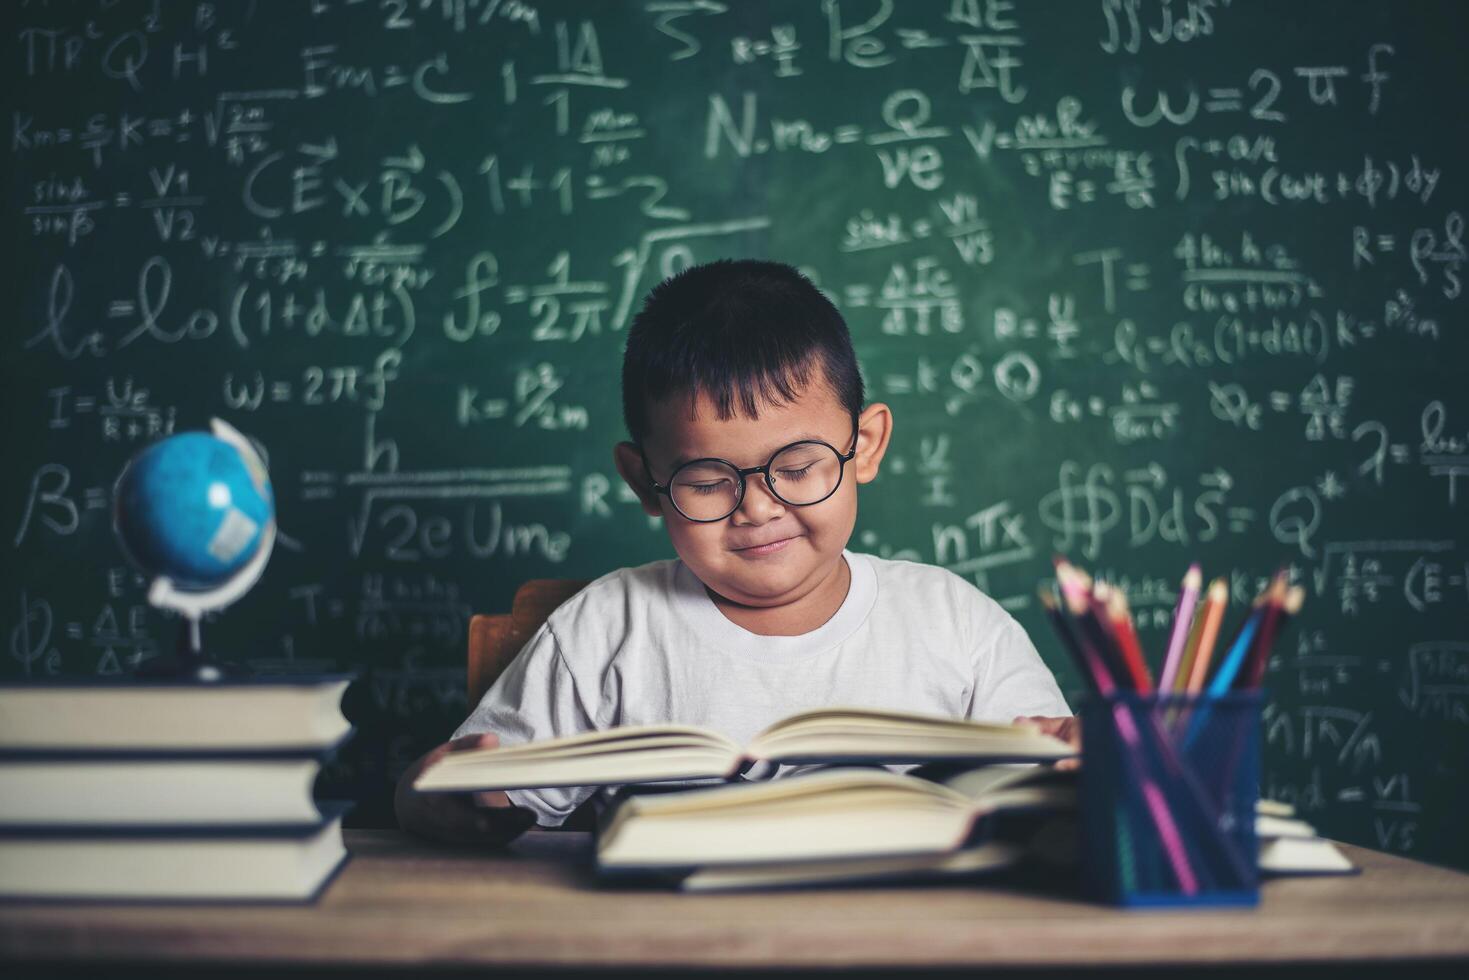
[700,553,841,606]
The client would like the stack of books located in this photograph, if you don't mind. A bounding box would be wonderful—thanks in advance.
[0,675,354,901]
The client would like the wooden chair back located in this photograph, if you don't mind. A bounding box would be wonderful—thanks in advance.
[466,579,589,707]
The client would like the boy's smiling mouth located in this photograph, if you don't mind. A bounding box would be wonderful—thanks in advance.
[730,533,802,555]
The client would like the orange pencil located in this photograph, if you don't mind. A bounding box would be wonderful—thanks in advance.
[1184,579,1230,694]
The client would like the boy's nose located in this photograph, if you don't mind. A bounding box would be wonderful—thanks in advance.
[730,474,786,525]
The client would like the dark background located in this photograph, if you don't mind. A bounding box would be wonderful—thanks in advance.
[3,1,1466,869]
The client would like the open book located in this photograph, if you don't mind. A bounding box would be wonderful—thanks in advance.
[596,764,1075,869]
[413,707,1076,793]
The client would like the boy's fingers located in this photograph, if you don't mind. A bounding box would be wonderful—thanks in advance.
[447,732,500,752]
[1015,715,1083,746]
[1013,715,1083,771]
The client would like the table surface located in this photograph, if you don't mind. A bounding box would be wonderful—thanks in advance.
[3,829,1469,969]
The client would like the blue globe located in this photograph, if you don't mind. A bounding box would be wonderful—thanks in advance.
[113,429,275,593]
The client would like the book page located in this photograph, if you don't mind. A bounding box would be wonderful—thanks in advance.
[453,724,740,760]
[755,706,1043,739]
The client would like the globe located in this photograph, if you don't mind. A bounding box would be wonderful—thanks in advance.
[113,420,276,602]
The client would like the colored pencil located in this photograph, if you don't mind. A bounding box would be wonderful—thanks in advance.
[1238,577,1284,690]
[1158,565,1201,694]
[1245,585,1303,688]
[1180,583,1274,749]
[1039,557,1307,897]
[1185,579,1230,694]
[1104,585,1153,693]
[1216,575,1286,690]
[1089,580,1136,688]
[1171,599,1208,694]
[1056,561,1130,690]
[1042,587,1199,894]
[1206,595,1268,698]
[1039,589,1109,692]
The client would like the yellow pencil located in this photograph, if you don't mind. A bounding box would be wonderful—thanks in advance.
[1171,599,1207,694]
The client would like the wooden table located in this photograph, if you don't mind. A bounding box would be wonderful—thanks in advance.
[3,830,1468,975]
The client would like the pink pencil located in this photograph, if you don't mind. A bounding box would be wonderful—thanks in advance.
[1051,574,1199,895]
[1158,565,1201,695]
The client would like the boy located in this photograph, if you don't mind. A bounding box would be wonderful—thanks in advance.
[396,259,1075,844]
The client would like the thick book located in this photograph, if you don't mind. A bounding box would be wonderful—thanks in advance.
[674,798,1356,893]
[681,839,1028,893]
[0,675,354,753]
[414,707,1076,793]
[595,764,1075,870]
[0,802,351,902]
[679,819,1357,892]
[0,732,353,826]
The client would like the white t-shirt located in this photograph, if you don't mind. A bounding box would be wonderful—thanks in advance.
[454,550,1070,826]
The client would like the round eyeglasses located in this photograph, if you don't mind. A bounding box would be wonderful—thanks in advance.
[643,427,859,523]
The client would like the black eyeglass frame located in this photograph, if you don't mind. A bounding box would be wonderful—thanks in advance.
[640,422,860,524]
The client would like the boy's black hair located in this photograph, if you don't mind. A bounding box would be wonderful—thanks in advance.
[621,259,865,443]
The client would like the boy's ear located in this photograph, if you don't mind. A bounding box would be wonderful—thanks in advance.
[613,442,665,518]
[852,403,893,485]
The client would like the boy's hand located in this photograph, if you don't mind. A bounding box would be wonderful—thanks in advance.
[1015,715,1081,770]
[394,733,537,845]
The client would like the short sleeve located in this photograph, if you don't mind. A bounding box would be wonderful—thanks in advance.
[967,615,1072,723]
[452,623,599,827]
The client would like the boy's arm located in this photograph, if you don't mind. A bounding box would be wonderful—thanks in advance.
[394,733,538,845]
[402,610,605,839]
[970,617,1071,713]
[450,622,603,827]
[970,615,1081,763]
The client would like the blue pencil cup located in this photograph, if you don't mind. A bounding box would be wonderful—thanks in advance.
[1079,692,1261,908]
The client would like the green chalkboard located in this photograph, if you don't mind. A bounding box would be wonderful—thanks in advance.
[4,0,1467,870]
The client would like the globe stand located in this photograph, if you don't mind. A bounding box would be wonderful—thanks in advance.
[133,615,231,682]
[134,518,276,681]
[119,417,278,683]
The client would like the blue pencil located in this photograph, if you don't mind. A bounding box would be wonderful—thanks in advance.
[1206,606,1264,698]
